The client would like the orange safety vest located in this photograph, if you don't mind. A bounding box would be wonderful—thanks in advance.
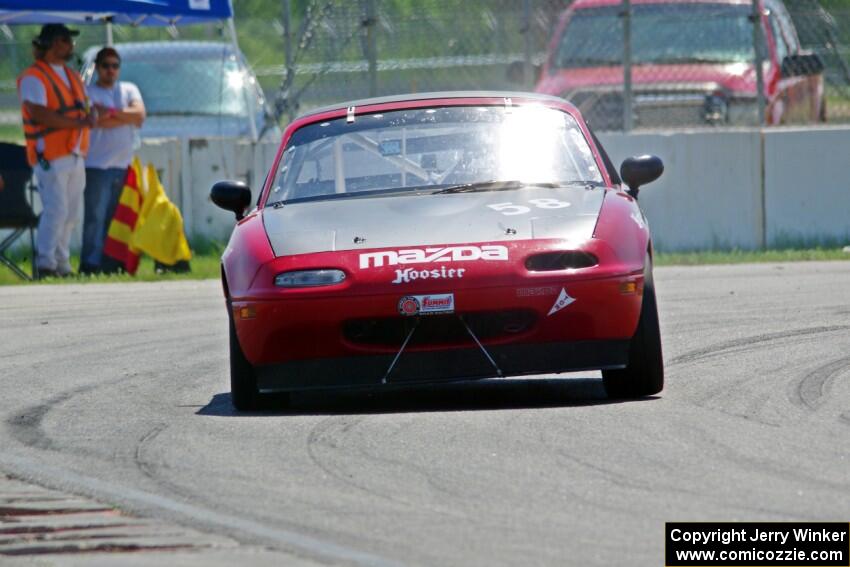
[17,60,90,167]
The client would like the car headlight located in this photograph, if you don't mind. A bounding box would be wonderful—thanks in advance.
[274,269,346,288]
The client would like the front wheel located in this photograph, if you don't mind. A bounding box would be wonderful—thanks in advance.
[602,256,664,398]
[229,313,264,411]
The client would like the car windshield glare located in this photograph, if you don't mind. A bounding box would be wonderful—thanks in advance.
[555,4,759,68]
[268,105,603,204]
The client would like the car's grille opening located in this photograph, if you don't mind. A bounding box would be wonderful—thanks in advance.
[525,251,598,271]
[343,310,537,347]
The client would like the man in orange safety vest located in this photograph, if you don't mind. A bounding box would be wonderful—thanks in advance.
[17,24,96,278]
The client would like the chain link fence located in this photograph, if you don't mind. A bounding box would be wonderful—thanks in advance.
[1,0,849,138]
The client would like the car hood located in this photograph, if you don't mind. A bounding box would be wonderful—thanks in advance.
[536,63,758,96]
[262,185,606,257]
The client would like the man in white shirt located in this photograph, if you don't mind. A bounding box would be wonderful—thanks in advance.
[81,47,146,274]
[17,24,95,278]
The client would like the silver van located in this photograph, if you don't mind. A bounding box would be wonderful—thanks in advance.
[82,41,280,140]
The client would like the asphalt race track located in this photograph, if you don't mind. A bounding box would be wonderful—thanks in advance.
[1,261,849,566]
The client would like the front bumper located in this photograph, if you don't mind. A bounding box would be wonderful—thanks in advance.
[233,269,643,367]
[255,338,629,393]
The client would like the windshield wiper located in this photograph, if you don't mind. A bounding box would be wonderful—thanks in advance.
[432,179,603,195]
[433,180,526,194]
[266,180,604,207]
[266,185,436,207]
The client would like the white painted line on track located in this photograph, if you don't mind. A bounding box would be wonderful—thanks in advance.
[0,453,401,567]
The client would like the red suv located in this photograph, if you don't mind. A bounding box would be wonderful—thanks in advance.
[535,0,825,129]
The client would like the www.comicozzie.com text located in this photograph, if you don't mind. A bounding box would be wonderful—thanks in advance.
[670,527,847,546]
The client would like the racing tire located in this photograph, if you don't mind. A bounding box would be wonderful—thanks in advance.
[602,257,664,398]
[229,313,264,411]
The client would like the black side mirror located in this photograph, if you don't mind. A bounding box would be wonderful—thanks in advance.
[620,155,663,198]
[781,52,824,78]
[211,180,252,221]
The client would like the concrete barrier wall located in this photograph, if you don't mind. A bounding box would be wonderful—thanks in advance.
[6,127,849,259]
[66,137,278,248]
[181,138,278,241]
[598,130,764,251]
[186,128,848,251]
[763,127,850,247]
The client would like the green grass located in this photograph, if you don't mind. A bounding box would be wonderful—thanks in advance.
[0,123,23,144]
[0,250,222,286]
[655,247,850,266]
[2,245,848,285]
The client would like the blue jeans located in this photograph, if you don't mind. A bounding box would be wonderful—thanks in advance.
[81,167,126,271]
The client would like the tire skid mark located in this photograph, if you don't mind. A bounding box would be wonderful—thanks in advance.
[534,423,801,521]
[790,355,850,411]
[346,416,467,500]
[351,441,467,502]
[6,387,98,452]
[675,421,850,495]
[306,417,466,511]
[131,422,199,503]
[534,421,712,505]
[686,370,786,427]
[133,423,170,482]
[552,446,662,494]
[6,375,155,455]
[306,417,408,507]
[670,325,850,366]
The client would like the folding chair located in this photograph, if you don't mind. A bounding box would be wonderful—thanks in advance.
[0,142,38,281]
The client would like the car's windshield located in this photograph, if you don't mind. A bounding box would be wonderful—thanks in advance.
[555,3,758,68]
[115,53,252,117]
[268,105,603,204]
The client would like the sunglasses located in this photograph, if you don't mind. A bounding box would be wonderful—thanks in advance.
[57,36,75,45]
[99,62,120,70]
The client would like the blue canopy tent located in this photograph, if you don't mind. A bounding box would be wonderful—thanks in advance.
[0,1,232,26]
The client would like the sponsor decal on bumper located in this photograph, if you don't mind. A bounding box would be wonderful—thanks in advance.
[547,288,576,316]
[398,293,455,316]
[516,286,559,297]
[360,245,508,268]
[392,266,466,284]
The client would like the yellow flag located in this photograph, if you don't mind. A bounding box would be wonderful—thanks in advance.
[131,163,192,265]
[104,157,145,274]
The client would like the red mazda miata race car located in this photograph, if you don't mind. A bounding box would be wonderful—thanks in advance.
[212,92,665,410]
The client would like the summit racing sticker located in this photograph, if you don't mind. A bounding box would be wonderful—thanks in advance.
[360,245,508,269]
[398,294,455,316]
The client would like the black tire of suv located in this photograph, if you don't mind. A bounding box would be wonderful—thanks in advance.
[602,255,664,399]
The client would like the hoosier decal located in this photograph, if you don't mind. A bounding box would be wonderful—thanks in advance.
[392,267,465,284]
[360,245,508,269]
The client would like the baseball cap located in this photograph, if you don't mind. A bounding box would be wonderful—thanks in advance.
[33,24,80,47]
